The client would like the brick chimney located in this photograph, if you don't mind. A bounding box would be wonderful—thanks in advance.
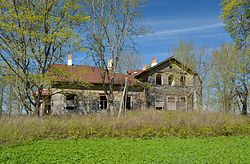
[151,57,157,67]
[68,52,72,65]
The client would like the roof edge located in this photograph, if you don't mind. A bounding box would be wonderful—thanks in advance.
[135,56,198,78]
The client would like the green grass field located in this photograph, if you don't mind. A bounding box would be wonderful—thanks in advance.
[1,137,249,163]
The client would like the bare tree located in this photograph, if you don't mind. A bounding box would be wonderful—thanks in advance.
[117,50,142,73]
[172,40,197,71]
[172,40,212,111]
[83,0,145,114]
[195,46,212,111]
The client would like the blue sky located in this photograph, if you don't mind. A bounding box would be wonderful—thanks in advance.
[72,0,232,66]
[136,0,232,64]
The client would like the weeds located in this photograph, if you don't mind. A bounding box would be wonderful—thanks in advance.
[0,110,249,145]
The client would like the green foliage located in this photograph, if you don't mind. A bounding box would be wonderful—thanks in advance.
[210,43,249,113]
[221,0,250,48]
[0,0,90,112]
[210,44,239,111]
[0,137,250,163]
[0,111,250,145]
[49,66,93,89]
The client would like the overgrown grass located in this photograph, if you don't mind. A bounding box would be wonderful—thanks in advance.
[0,111,250,145]
[1,137,250,163]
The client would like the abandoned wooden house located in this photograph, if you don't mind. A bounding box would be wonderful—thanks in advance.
[40,54,199,116]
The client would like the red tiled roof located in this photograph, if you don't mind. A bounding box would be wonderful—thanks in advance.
[50,64,139,85]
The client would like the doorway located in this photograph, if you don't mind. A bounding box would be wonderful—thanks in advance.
[167,97,176,110]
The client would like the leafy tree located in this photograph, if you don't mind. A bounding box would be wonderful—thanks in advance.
[221,0,249,115]
[221,0,250,49]
[83,0,145,114]
[0,0,89,114]
[210,44,237,112]
[231,48,249,115]
[210,44,249,114]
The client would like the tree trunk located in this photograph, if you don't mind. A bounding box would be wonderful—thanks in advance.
[18,103,21,115]
[36,99,42,117]
[118,77,127,118]
[36,87,44,117]
[235,81,248,115]
[199,79,203,112]
[241,95,248,115]
[8,86,12,117]
[107,99,115,115]
[0,86,4,116]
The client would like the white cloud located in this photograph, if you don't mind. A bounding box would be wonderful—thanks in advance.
[143,17,213,26]
[146,23,223,36]
[136,22,225,43]
[195,33,227,38]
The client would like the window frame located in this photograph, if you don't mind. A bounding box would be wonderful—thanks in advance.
[99,95,107,110]
[125,96,132,110]
[168,74,174,86]
[180,75,186,86]
[155,73,162,85]
[64,94,77,110]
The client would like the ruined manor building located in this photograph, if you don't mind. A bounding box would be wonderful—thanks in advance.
[40,54,199,115]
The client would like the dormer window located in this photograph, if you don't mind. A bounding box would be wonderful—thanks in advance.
[168,74,174,86]
[156,74,162,85]
[180,75,186,86]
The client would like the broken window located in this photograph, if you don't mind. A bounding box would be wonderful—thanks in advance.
[125,96,132,110]
[65,94,77,110]
[168,74,174,86]
[44,97,51,115]
[180,97,186,103]
[156,74,162,85]
[156,107,163,110]
[66,107,75,110]
[45,105,51,115]
[180,75,186,86]
[66,94,76,101]
[100,95,107,110]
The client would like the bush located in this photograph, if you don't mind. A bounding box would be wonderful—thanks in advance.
[0,110,249,145]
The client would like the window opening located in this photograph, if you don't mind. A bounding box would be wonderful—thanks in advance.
[156,74,162,85]
[168,74,174,85]
[100,95,107,110]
